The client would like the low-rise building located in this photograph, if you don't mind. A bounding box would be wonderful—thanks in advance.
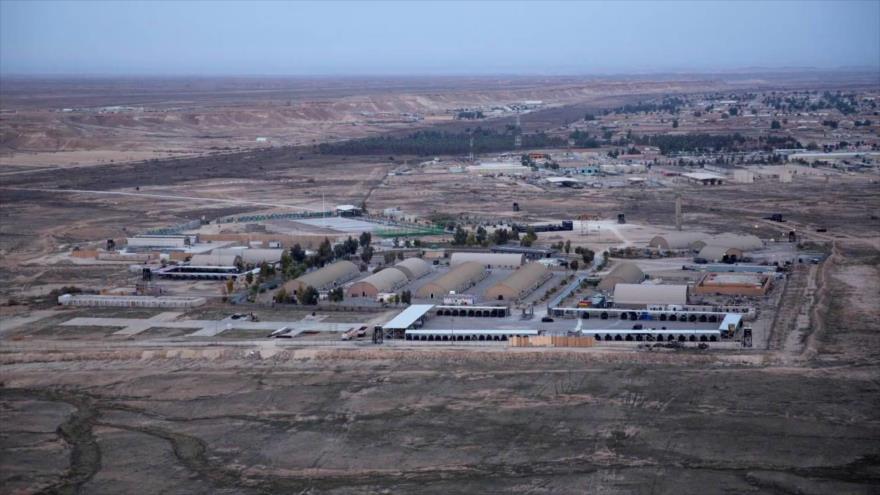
[693,272,772,297]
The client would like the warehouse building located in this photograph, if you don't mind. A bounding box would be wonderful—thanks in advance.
[696,245,745,263]
[58,294,206,308]
[393,257,431,280]
[450,252,524,269]
[598,262,646,291]
[612,283,688,308]
[417,261,488,299]
[648,232,708,251]
[694,272,772,297]
[484,262,552,301]
[705,233,763,251]
[126,234,197,249]
[348,268,409,298]
[189,253,242,267]
[682,172,725,185]
[213,248,283,265]
[285,260,360,295]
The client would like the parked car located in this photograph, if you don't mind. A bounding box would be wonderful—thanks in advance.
[632,324,643,330]
[541,316,554,323]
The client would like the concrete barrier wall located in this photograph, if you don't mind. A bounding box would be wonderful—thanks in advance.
[510,336,595,347]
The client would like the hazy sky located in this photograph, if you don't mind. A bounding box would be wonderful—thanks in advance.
[2,0,878,75]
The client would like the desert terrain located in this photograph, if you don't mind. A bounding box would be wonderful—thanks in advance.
[1,73,879,494]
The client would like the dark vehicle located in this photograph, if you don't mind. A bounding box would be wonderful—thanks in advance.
[541,316,554,323]
[356,326,368,337]
[632,324,643,330]
[816,227,828,233]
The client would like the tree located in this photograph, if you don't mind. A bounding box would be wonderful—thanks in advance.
[275,287,289,303]
[318,237,332,261]
[672,119,679,128]
[359,231,372,249]
[300,286,319,305]
[453,226,468,245]
[401,290,412,305]
[564,240,571,254]
[771,120,782,130]
[290,244,306,263]
[492,228,509,245]
[245,272,254,285]
[520,227,537,247]
[333,244,347,259]
[475,226,487,244]
[280,250,292,273]
[344,236,359,255]
[329,287,344,302]
[466,231,477,246]
[361,245,374,263]
[580,248,595,265]
[225,278,234,297]
[570,259,579,271]
[384,252,396,265]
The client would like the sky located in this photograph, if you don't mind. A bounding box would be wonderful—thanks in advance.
[1,0,878,76]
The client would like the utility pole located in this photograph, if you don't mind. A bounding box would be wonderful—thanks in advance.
[675,193,682,231]
[514,111,522,149]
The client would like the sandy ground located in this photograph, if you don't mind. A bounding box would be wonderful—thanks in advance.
[1,242,878,494]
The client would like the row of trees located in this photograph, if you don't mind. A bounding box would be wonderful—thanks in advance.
[451,225,522,247]
[631,133,747,155]
[317,128,566,156]
[272,232,376,304]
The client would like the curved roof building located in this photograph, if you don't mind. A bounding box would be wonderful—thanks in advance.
[648,233,707,251]
[394,257,432,280]
[696,245,744,262]
[484,263,552,301]
[450,252,524,269]
[286,260,359,294]
[416,261,488,299]
[705,233,763,251]
[214,248,283,265]
[348,268,409,298]
[189,253,241,267]
[597,262,646,291]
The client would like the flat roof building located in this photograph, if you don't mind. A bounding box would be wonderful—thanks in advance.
[450,252,524,269]
[189,253,242,267]
[694,272,772,297]
[416,261,488,299]
[682,172,725,185]
[613,283,688,308]
[484,263,552,301]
